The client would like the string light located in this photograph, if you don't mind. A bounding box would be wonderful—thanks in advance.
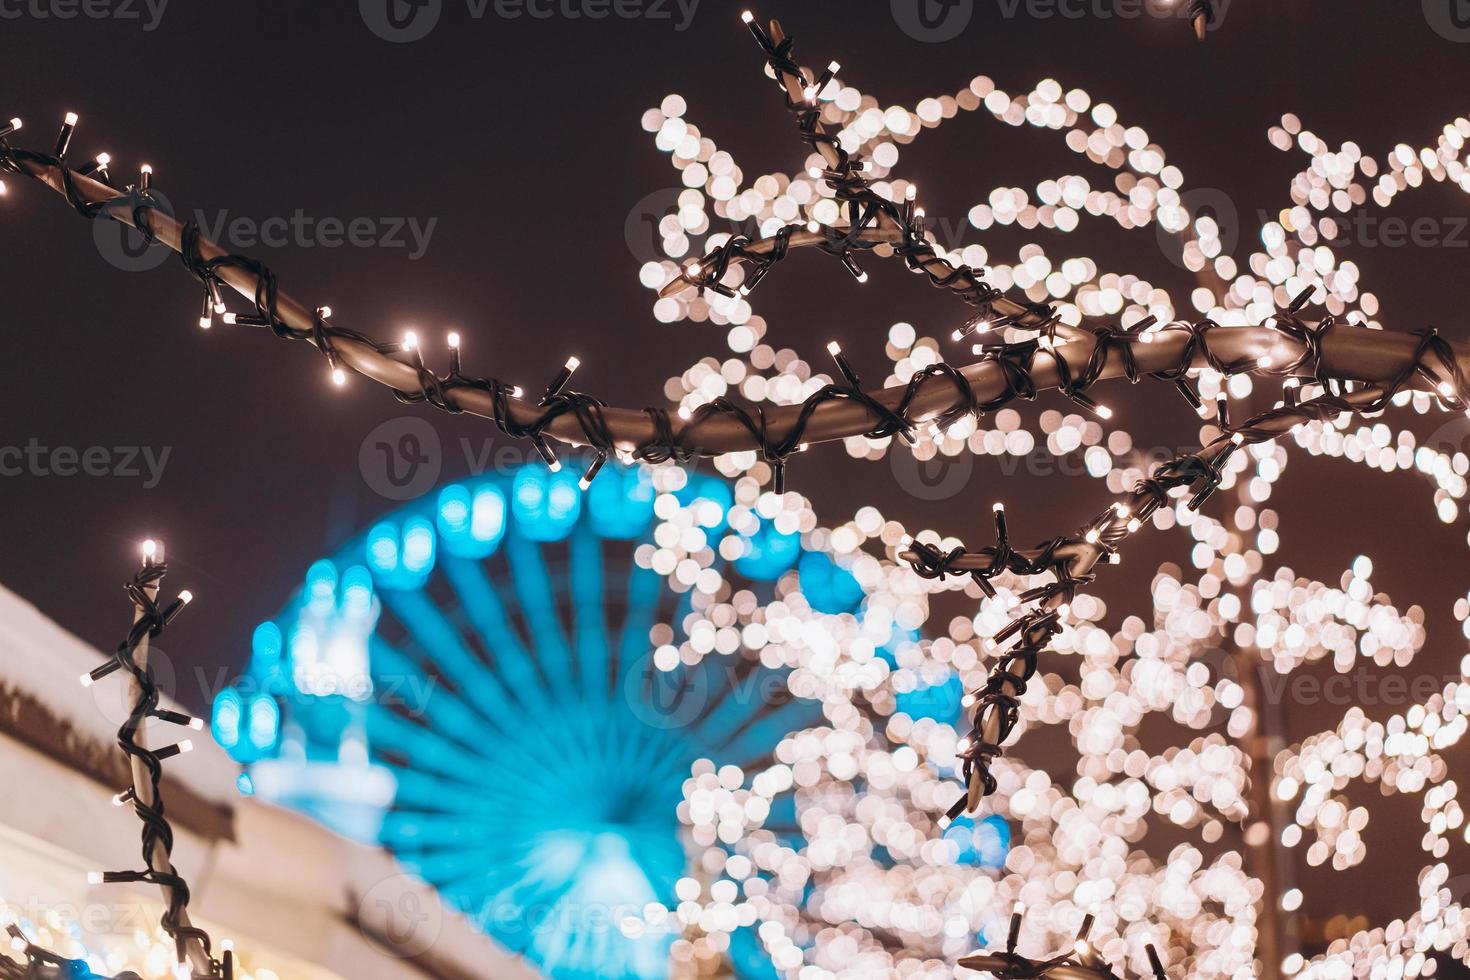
[18,545,233,979]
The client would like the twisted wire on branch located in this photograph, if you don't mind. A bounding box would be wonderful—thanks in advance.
[2,545,231,980]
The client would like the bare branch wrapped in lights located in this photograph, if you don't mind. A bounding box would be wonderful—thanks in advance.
[3,543,232,980]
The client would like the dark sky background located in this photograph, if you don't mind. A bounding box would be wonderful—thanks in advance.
[2,0,1469,967]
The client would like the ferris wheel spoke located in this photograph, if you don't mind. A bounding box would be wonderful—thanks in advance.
[380,587,525,731]
[614,564,665,690]
[570,525,612,704]
[367,635,513,751]
[507,528,575,686]
[440,555,556,715]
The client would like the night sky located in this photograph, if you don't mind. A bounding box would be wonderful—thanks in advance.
[3,0,1469,963]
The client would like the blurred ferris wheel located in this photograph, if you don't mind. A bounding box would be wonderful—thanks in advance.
[208,460,986,978]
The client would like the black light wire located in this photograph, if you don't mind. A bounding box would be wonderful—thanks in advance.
[0,558,232,980]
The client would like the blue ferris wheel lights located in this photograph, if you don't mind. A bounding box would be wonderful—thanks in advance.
[367,521,399,573]
[341,565,375,615]
[212,688,242,750]
[587,463,656,539]
[797,550,864,615]
[895,672,964,726]
[401,517,436,574]
[942,813,1012,868]
[437,483,508,558]
[306,558,338,611]
[733,519,801,581]
[247,693,281,751]
[250,621,282,665]
[367,517,437,589]
[513,464,582,541]
[676,474,733,535]
[437,484,471,535]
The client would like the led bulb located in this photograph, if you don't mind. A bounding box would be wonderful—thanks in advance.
[64,112,78,126]
[565,356,580,371]
[332,367,347,386]
[142,539,158,560]
[447,331,461,348]
[827,341,842,356]
[86,871,103,885]
[403,330,418,350]
[178,590,193,604]
[317,305,332,319]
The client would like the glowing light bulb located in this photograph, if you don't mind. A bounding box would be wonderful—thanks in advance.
[827,341,842,356]
[142,539,158,561]
[86,871,103,885]
[178,590,193,604]
[740,9,753,22]
[332,367,347,386]
[565,356,580,371]
[403,330,418,350]
[1096,405,1113,419]
[317,305,332,319]
[64,112,78,126]
[447,331,461,348]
